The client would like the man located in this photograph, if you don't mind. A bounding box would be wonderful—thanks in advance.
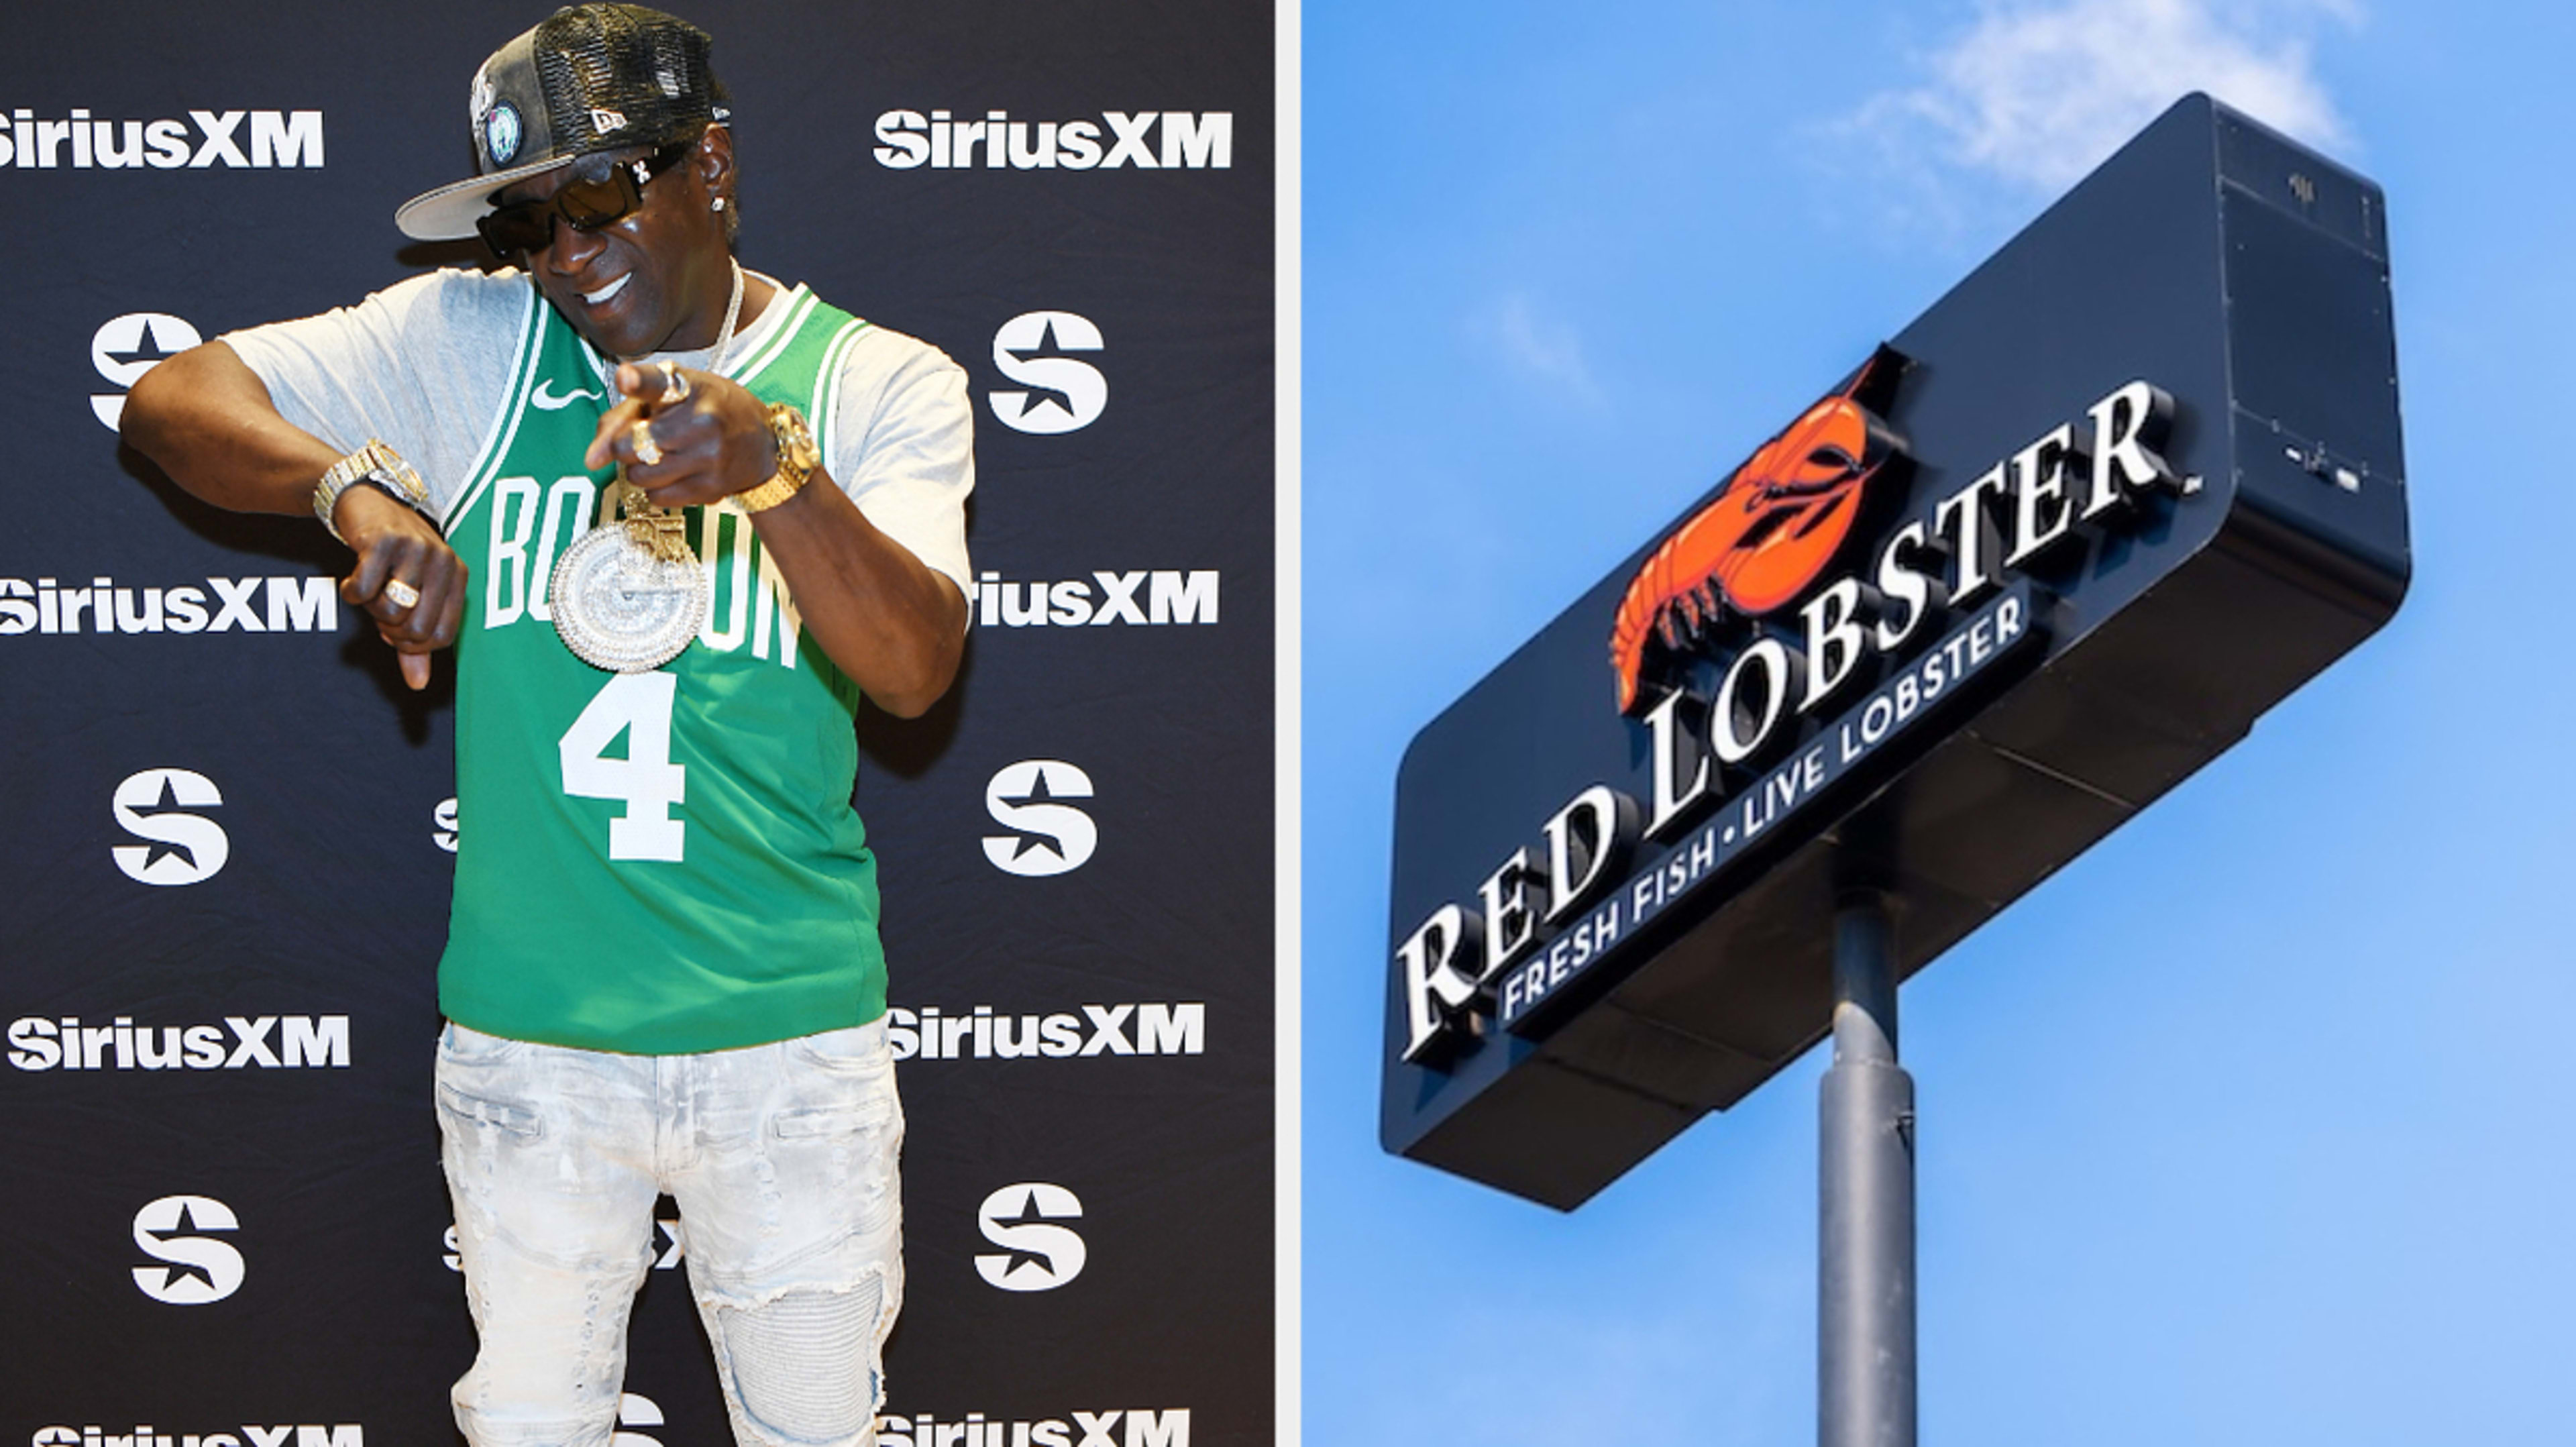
[121,7,969,1445]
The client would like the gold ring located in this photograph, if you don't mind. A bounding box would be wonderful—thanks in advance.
[658,360,690,406]
[382,578,421,610]
[631,420,663,466]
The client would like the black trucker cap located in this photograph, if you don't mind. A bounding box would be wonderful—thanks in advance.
[394,3,729,242]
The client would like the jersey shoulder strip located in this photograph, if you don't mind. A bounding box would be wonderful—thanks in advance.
[813,315,877,466]
[728,284,819,389]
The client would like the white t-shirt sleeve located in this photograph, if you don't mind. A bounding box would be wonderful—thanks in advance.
[218,268,533,522]
[824,329,975,608]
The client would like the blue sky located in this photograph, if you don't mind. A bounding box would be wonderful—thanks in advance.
[1301,2,2576,1442]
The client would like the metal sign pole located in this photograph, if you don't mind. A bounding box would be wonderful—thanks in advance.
[1819,890,1915,1447]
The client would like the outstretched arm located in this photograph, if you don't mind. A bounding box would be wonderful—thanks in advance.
[122,343,468,690]
[586,360,967,717]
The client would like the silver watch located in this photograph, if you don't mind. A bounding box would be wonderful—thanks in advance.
[313,439,431,543]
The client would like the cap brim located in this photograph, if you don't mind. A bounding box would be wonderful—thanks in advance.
[393,153,578,242]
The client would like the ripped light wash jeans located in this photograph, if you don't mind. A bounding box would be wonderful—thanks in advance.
[434,1018,904,1447]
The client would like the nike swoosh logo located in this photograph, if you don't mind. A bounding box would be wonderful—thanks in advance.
[532,379,603,411]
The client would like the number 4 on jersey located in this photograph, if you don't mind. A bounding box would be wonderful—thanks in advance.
[559,672,687,861]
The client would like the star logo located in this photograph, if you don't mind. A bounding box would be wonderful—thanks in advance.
[130,1193,246,1305]
[127,776,203,872]
[993,768,1075,863]
[989,311,1108,435]
[981,759,1097,877]
[111,767,230,887]
[973,1181,1086,1291]
[615,1391,666,1447]
[91,312,204,429]
[1001,319,1086,421]
[97,327,190,375]
[985,1190,1061,1277]
[142,1201,225,1291]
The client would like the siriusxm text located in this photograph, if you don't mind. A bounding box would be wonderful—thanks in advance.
[889,1003,1204,1061]
[3,109,323,169]
[8,1015,350,1071]
[876,1409,1190,1447]
[30,1427,359,1446]
[974,571,1218,628]
[874,110,1230,170]
[0,577,337,637]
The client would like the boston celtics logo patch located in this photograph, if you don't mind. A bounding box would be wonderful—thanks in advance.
[485,101,523,166]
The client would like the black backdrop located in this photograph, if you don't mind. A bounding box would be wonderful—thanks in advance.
[0,3,1275,1444]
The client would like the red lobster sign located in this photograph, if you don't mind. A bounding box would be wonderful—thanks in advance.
[1610,345,1913,713]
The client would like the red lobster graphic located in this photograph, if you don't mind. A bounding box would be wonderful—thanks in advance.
[1609,345,1911,714]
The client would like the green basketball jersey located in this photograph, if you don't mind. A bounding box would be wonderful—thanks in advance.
[437,282,888,1054]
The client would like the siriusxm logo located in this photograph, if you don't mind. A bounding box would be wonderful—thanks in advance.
[0,575,339,637]
[974,571,1218,629]
[610,1394,664,1447]
[888,1002,1204,1062]
[8,1014,350,1071]
[112,767,227,886]
[975,1181,1086,1291]
[990,311,1107,435]
[873,109,1230,170]
[93,313,200,429]
[32,1428,362,1447]
[878,1408,1190,1447]
[131,1193,245,1305]
[2,109,324,169]
[983,761,1097,877]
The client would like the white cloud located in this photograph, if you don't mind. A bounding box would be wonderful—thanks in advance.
[1483,290,1607,408]
[1849,0,2355,194]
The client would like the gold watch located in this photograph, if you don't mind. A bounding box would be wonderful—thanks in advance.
[737,403,819,513]
[313,439,431,543]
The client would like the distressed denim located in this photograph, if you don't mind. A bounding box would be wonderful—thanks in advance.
[435,1018,904,1447]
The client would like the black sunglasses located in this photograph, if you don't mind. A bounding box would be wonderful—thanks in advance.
[477,142,694,258]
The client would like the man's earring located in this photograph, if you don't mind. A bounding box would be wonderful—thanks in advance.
[712,197,728,212]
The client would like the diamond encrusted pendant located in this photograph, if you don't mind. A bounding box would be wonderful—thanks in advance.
[548,478,708,672]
